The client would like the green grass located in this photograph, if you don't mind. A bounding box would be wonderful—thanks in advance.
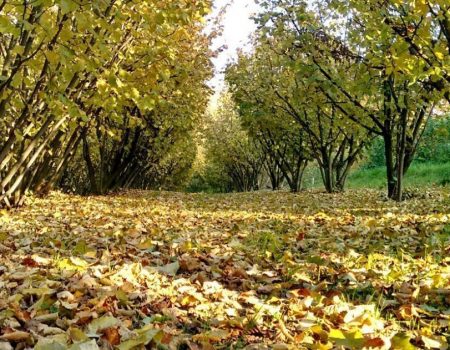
[347,162,450,189]
[302,162,450,190]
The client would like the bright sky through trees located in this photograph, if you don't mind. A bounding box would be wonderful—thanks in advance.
[209,0,260,93]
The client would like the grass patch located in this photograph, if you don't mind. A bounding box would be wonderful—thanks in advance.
[245,230,284,261]
[347,162,450,189]
[303,162,450,190]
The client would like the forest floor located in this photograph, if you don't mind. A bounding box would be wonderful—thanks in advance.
[0,189,449,350]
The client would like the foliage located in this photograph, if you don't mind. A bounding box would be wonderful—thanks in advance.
[226,2,374,194]
[225,56,312,192]
[416,117,450,164]
[0,189,449,348]
[331,0,450,101]
[347,162,450,189]
[365,138,388,169]
[365,116,450,168]
[232,0,449,201]
[324,0,450,200]
[0,0,212,206]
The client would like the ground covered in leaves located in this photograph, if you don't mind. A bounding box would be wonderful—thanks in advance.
[0,189,449,350]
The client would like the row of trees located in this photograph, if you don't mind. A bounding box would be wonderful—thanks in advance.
[0,0,212,206]
[197,93,449,194]
[214,0,449,201]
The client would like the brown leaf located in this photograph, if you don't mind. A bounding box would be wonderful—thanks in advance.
[14,309,31,322]
[227,267,248,279]
[192,329,230,343]
[396,304,419,320]
[179,255,201,272]
[102,327,121,345]
[0,331,31,342]
[364,337,385,348]
[22,256,40,267]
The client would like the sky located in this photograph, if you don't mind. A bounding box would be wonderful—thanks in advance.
[208,0,261,93]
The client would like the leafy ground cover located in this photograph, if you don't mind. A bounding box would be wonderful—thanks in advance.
[0,189,449,349]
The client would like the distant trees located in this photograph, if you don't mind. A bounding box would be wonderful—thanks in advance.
[366,116,450,168]
[0,0,212,206]
[417,117,450,164]
[256,126,310,192]
[225,54,311,192]
[198,88,315,194]
[201,93,265,193]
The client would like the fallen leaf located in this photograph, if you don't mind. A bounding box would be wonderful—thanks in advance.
[0,331,31,342]
[87,316,120,335]
[117,327,161,350]
[156,261,180,276]
[69,340,99,350]
[102,327,120,346]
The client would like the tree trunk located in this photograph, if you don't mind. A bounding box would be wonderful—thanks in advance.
[82,130,99,194]
[383,129,397,199]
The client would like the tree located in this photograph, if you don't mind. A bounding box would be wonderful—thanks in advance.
[334,0,450,102]
[0,0,212,206]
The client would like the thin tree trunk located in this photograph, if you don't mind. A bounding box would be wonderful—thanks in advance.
[82,130,99,194]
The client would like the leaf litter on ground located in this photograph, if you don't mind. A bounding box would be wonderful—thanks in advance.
[0,189,449,349]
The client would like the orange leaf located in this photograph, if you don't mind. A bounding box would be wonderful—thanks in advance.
[364,337,385,348]
[102,327,121,345]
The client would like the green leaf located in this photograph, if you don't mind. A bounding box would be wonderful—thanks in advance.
[0,15,19,36]
[307,255,326,266]
[73,240,88,255]
[32,295,57,311]
[69,340,99,350]
[35,339,67,350]
[59,0,79,14]
[391,333,416,350]
[68,328,88,343]
[22,287,56,296]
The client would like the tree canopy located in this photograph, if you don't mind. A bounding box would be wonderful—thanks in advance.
[0,0,212,206]
[215,0,449,200]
